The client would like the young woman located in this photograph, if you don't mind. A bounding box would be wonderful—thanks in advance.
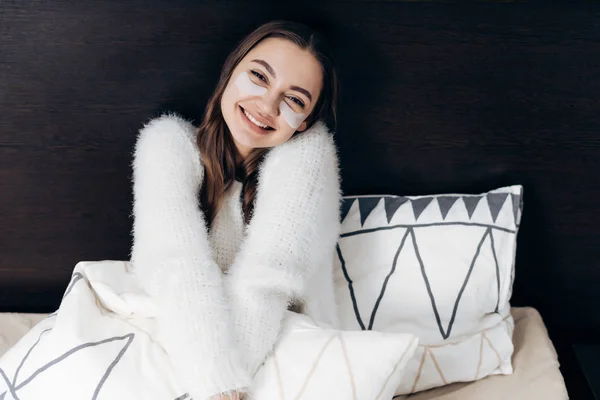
[130,21,342,400]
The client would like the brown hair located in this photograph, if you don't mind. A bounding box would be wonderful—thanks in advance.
[197,20,339,227]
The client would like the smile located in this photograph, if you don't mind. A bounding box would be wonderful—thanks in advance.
[240,106,274,131]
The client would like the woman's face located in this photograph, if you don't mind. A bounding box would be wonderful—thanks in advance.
[220,37,323,158]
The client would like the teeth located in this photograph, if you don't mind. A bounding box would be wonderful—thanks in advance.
[244,109,270,129]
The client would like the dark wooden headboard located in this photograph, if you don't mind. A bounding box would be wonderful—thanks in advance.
[2,0,599,357]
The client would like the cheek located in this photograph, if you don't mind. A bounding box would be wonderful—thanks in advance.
[221,80,244,116]
[220,84,240,130]
[220,85,231,110]
[268,126,296,147]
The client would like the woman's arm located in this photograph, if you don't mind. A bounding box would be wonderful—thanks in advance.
[130,114,251,400]
[224,122,342,378]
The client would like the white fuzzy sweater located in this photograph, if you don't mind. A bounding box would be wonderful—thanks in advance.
[129,113,342,400]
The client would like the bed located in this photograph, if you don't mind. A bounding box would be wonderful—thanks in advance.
[3,1,599,398]
[0,308,567,399]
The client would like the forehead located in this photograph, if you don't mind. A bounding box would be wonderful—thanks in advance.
[242,37,323,92]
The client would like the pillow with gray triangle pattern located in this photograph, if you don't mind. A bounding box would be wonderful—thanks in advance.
[333,185,523,396]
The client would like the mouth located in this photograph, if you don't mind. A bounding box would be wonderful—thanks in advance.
[239,106,275,133]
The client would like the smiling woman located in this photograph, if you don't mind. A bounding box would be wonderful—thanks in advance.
[128,20,342,400]
[201,21,339,225]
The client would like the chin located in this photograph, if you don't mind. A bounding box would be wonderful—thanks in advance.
[234,132,259,150]
[226,122,259,152]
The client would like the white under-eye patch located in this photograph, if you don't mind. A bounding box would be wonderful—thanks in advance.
[234,71,268,96]
[279,101,306,130]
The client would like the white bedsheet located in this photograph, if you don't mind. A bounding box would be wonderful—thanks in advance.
[0,313,47,357]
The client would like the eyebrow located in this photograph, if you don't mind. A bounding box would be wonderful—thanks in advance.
[290,85,313,102]
[251,59,276,78]
[251,59,313,102]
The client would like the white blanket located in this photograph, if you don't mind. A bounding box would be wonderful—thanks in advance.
[0,260,190,399]
[0,261,419,400]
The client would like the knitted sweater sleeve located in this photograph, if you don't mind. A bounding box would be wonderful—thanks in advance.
[224,122,342,380]
[129,114,251,400]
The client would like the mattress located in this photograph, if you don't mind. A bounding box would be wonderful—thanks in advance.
[0,307,568,399]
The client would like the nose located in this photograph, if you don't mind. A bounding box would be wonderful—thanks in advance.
[255,92,279,118]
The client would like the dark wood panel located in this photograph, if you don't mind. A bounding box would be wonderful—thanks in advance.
[1,0,599,347]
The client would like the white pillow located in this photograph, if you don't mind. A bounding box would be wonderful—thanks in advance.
[253,312,418,400]
[0,260,418,400]
[334,185,523,395]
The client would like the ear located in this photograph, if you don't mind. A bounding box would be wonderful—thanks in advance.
[296,121,308,132]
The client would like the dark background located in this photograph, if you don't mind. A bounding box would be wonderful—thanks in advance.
[1,1,599,397]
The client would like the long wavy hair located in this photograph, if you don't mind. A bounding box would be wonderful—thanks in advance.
[197,20,339,227]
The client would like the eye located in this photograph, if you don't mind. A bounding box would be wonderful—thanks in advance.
[251,70,267,83]
[288,96,305,109]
